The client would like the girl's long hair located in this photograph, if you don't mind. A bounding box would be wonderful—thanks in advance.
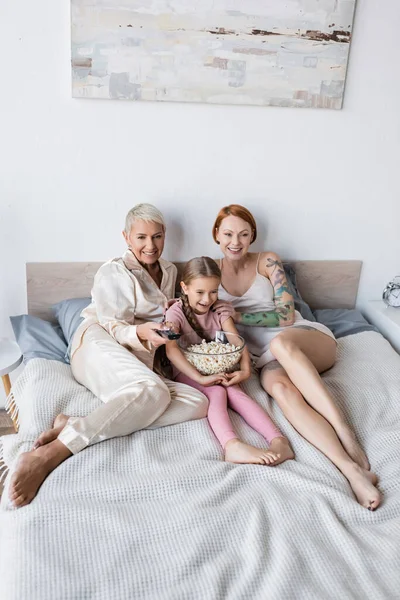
[181,257,221,340]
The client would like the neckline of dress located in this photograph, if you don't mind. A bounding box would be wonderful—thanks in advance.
[219,271,266,299]
[220,253,269,298]
[123,249,167,293]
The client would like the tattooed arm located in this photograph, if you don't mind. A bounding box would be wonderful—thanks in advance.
[234,252,295,327]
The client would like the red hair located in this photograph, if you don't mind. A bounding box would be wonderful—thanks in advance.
[212,204,257,244]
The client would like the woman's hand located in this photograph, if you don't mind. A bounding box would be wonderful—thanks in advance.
[220,370,251,387]
[231,310,242,324]
[199,373,229,387]
[212,301,242,324]
[212,300,234,317]
[164,298,179,312]
[137,322,169,349]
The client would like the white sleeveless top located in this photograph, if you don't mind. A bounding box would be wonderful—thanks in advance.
[218,254,335,368]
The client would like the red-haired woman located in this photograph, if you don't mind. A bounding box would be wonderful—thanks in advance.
[213,204,381,511]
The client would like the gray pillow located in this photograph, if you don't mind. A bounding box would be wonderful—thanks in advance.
[283,263,316,322]
[313,309,379,339]
[52,297,91,346]
[10,315,68,364]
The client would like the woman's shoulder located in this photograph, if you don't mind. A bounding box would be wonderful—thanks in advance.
[92,258,135,293]
[257,251,284,274]
[95,257,129,279]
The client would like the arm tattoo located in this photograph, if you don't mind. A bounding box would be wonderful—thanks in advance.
[238,257,294,327]
[239,304,292,327]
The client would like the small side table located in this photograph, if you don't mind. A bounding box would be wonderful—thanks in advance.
[364,300,400,354]
[0,339,22,432]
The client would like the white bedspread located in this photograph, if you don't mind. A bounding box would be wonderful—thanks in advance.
[1,331,400,600]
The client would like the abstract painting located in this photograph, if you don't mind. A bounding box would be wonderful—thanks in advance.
[71,1,357,109]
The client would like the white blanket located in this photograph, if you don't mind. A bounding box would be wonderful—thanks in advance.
[1,331,400,600]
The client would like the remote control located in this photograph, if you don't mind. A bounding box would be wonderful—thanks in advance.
[156,329,181,340]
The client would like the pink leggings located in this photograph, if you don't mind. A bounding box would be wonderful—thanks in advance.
[175,374,282,448]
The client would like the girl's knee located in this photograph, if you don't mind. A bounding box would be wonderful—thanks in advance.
[207,387,228,413]
[207,386,228,401]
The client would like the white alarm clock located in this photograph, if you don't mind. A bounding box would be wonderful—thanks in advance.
[382,276,400,308]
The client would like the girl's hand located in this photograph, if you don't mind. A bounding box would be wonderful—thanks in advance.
[199,373,229,387]
[220,370,251,387]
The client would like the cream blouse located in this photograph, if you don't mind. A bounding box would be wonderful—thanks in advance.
[70,249,177,369]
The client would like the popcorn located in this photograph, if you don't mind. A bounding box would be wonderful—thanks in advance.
[183,339,243,375]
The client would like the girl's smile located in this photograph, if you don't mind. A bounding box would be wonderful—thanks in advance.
[181,276,220,315]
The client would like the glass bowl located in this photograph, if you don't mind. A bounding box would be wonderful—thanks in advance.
[178,330,245,375]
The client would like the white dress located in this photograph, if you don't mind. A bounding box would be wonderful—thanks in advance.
[218,257,336,369]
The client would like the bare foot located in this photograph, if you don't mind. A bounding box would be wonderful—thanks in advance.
[32,414,70,450]
[337,427,370,470]
[9,440,72,508]
[268,437,295,466]
[345,464,381,510]
[225,438,281,466]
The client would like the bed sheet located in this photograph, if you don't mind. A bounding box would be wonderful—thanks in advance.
[1,331,400,600]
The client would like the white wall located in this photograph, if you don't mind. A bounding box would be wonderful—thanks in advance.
[1,0,400,405]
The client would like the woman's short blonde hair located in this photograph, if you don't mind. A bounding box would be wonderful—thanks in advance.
[124,203,166,234]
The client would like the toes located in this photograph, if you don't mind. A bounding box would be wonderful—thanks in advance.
[369,498,380,511]
[13,494,27,507]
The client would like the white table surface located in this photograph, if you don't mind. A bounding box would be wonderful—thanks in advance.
[0,338,23,377]
[364,300,400,354]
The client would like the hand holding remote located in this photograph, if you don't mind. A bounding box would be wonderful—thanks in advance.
[156,329,181,340]
[156,320,181,340]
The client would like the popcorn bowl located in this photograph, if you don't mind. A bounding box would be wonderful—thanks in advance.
[178,330,245,375]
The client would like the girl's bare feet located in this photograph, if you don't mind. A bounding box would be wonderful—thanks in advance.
[225,438,281,466]
[9,440,72,508]
[337,427,370,471]
[268,437,295,465]
[344,464,381,510]
[32,414,70,450]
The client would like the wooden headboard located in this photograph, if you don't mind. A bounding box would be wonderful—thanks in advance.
[26,260,362,323]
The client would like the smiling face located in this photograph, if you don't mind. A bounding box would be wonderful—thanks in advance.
[181,276,220,315]
[215,215,254,260]
[123,219,165,266]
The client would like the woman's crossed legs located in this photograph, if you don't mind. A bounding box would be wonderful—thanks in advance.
[260,328,381,510]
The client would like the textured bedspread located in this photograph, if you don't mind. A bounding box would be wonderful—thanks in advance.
[1,331,400,600]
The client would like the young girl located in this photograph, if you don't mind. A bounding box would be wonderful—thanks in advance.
[165,257,294,466]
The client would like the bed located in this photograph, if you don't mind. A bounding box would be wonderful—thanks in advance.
[1,260,400,600]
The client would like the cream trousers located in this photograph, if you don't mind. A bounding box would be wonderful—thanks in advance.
[58,324,208,454]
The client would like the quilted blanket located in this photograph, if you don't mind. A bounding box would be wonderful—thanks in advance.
[1,331,400,600]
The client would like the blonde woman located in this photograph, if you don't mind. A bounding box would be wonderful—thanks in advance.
[9,204,208,508]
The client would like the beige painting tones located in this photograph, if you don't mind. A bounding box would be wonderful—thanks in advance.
[71,0,356,109]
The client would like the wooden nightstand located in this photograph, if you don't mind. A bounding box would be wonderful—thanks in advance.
[364,300,400,354]
[0,339,22,432]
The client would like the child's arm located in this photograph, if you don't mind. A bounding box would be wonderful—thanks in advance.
[220,317,252,387]
[166,340,228,387]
